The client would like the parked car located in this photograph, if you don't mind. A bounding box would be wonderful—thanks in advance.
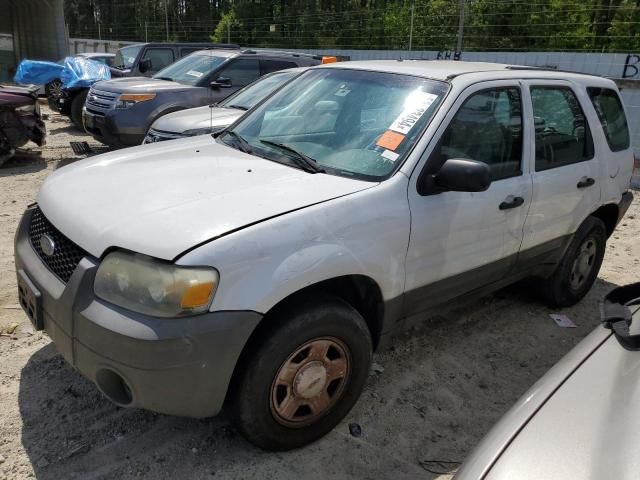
[0,84,45,165]
[45,52,116,111]
[456,282,640,480]
[15,61,633,451]
[110,42,240,78]
[51,43,237,129]
[143,67,307,143]
[83,49,323,148]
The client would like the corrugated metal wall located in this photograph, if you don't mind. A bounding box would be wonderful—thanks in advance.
[0,0,68,81]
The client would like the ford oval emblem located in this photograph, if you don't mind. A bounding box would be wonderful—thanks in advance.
[40,234,56,257]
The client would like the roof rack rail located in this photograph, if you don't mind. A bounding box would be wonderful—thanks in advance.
[505,65,603,78]
[243,48,322,59]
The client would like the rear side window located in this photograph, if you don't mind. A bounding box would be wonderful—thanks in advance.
[531,86,594,171]
[587,87,630,152]
[260,60,298,75]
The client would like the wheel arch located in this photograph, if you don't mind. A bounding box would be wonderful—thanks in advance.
[590,203,619,237]
[225,274,386,404]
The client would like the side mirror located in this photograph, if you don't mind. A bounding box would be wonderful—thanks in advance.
[139,58,152,73]
[430,158,491,193]
[211,77,232,89]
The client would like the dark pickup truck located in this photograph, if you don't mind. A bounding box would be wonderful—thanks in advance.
[83,49,323,148]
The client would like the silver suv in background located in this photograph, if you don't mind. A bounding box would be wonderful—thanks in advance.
[16,61,633,451]
[82,49,322,148]
[143,67,308,143]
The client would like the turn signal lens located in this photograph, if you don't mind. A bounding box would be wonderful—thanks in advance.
[119,93,156,102]
[181,282,216,310]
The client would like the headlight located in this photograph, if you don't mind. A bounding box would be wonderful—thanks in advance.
[94,251,219,317]
[182,127,215,136]
[115,93,156,109]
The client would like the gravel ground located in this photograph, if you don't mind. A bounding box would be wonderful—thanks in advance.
[0,107,639,480]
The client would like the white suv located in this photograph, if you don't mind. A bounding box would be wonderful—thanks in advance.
[14,61,634,450]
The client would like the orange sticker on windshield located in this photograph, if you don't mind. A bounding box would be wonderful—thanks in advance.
[376,130,405,151]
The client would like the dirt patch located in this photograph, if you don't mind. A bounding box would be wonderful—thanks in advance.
[0,107,639,479]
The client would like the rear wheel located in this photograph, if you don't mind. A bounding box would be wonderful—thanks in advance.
[540,216,607,307]
[228,295,372,451]
[70,90,89,130]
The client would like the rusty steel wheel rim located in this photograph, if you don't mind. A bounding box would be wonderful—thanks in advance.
[270,337,351,427]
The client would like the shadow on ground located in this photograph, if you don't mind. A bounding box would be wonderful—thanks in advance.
[0,153,47,178]
[19,278,620,480]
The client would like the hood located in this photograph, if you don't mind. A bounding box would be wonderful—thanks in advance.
[484,328,640,480]
[93,77,195,94]
[37,136,374,260]
[151,106,243,133]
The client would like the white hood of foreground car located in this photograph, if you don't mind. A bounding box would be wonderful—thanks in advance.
[37,137,374,260]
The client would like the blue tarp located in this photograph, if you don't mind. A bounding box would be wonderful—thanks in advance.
[14,56,111,89]
[13,60,63,86]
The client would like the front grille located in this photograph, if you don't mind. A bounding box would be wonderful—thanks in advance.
[143,128,185,144]
[28,207,88,283]
[85,88,119,116]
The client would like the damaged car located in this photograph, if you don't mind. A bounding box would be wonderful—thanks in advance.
[0,84,45,166]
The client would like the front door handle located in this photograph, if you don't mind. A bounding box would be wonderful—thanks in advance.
[577,177,595,189]
[499,196,525,210]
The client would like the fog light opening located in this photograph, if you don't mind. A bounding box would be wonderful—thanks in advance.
[95,368,134,407]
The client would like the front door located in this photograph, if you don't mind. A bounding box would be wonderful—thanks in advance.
[404,81,533,315]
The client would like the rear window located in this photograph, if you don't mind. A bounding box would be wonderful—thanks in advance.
[587,87,630,152]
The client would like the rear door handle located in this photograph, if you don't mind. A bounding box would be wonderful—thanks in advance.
[577,177,595,189]
[499,196,525,210]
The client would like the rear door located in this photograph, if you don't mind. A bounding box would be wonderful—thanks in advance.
[260,59,298,76]
[212,58,261,98]
[520,81,601,256]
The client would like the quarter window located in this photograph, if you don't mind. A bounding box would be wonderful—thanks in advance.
[260,60,298,75]
[431,87,523,181]
[531,87,594,170]
[587,87,630,152]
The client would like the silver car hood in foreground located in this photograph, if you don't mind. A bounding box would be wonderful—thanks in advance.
[37,136,373,260]
[457,324,640,480]
[151,106,243,133]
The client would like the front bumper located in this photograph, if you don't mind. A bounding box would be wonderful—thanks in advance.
[14,207,261,418]
[83,107,147,148]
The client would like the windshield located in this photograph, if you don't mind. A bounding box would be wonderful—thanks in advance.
[114,45,143,70]
[221,70,299,110]
[153,53,228,85]
[220,68,447,180]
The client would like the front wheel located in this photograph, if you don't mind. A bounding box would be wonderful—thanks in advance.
[227,295,372,451]
[540,216,607,307]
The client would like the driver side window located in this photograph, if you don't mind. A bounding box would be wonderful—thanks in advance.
[216,59,260,87]
[431,87,523,181]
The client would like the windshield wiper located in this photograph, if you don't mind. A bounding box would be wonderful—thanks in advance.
[226,104,249,111]
[223,130,253,154]
[155,76,173,82]
[259,140,325,174]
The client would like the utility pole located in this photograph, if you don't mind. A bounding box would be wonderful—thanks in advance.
[145,21,148,42]
[98,22,101,40]
[408,0,415,52]
[456,0,465,55]
[227,20,230,43]
[164,0,170,41]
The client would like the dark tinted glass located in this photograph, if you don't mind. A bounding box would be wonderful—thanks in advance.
[431,88,523,181]
[531,87,594,171]
[587,87,630,152]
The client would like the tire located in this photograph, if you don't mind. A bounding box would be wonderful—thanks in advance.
[540,216,607,307]
[227,295,372,451]
[45,80,62,112]
[70,89,89,130]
